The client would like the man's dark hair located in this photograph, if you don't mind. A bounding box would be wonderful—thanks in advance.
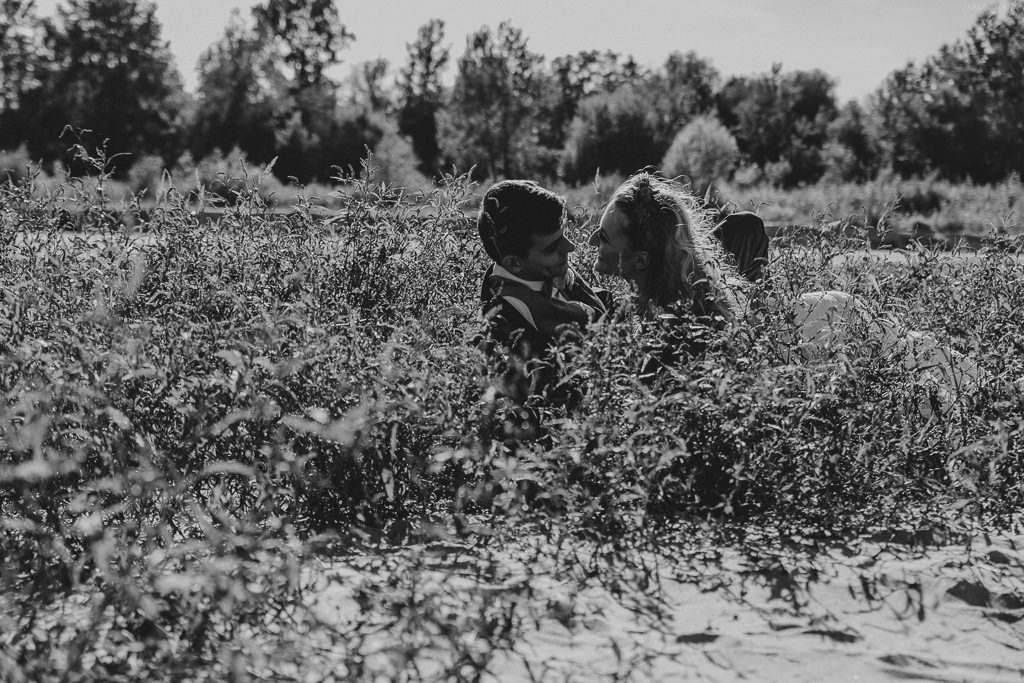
[477,180,566,262]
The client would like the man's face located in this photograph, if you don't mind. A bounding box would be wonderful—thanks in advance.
[505,227,575,281]
[590,205,645,280]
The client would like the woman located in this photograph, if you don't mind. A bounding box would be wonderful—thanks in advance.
[591,171,996,415]
[588,171,751,325]
[587,171,762,373]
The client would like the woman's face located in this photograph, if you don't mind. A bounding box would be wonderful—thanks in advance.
[589,203,646,280]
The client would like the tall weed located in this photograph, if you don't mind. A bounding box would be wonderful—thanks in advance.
[1,157,1022,680]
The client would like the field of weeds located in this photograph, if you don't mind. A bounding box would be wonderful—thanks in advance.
[2,165,1024,681]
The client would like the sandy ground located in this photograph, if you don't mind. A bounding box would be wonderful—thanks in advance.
[305,529,1024,682]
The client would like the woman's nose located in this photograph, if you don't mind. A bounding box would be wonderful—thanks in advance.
[564,236,576,253]
[588,228,600,247]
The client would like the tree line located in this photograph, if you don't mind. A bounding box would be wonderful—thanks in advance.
[1,0,1022,189]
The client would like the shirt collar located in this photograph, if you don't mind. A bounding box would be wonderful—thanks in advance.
[492,264,545,292]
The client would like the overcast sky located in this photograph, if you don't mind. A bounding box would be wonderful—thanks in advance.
[32,0,1009,102]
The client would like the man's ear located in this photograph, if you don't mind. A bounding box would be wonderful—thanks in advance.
[500,254,522,274]
[634,250,649,270]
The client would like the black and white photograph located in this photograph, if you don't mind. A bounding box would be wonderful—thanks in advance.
[1,0,1023,680]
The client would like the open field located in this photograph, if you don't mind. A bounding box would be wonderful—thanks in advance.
[2,175,1024,681]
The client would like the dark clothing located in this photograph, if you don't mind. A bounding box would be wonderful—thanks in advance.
[713,211,769,282]
[479,265,608,358]
[478,265,608,416]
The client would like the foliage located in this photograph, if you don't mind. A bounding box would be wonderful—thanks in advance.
[171,147,284,204]
[539,49,644,152]
[125,153,166,197]
[342,58,393,113]
[661,115,739,192]
[397,19,450,177]
[871,1,1024,183]
[190,9,283,168]
[716,65,838,186]
[439,21,544,180]
[821,101,881,183]
[3,0,187,173]
[645,51,721,149]
[6,2,1024,189]
[366,122,432,191]
[0,0,45,118]
[561,85,662,184]
[718,173,1024,241]
[0,145,35,185]
[2,150,1024,678]
[252,0,352,92]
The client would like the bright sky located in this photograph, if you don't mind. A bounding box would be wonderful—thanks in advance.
[32,0,1010,102]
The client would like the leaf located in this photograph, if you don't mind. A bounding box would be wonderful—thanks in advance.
[201,461,255,478]
[803,629,860,643]
[0,459,55,483]
[215,349,245,368]
[946,579,991,607]
[155,572,211,595]
[104,406,132,429]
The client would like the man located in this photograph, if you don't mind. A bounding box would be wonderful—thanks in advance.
[476,179,608,361]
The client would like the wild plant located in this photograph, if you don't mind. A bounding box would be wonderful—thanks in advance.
[1,153,1022,680]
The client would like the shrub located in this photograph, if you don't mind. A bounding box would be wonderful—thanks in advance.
[0,145,34,185]
[171,148,285,204]
[126,154,167,197]
[2,158,1023,680]
[366,121,431,191]
[661,115,739,192]
[562,85,662,183]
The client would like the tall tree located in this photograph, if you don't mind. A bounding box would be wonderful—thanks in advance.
[439,21,543,179]
[22,0,186,171]
[397,19,449,175]
[539,49,643,152]
[252,0,352,93]
[646,51,720,148]
[871,1,1024,182]
[243,0,358,182]
[716,65,837,185]
[0,1,44,120]
[561,85,661,183]
[822,100,880,182]
[344,58,392,112]
[191,9,283,165]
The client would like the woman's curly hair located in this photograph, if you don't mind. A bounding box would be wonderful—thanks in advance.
[610,171,747,322]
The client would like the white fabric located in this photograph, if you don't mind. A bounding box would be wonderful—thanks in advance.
[491,264,589,330]
[785,290,991,418]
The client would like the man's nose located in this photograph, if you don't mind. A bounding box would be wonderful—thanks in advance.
[562,236,576,253]
[587,228,600,247]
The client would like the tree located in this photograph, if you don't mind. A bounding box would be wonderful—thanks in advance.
[439,22,543,179]
[0,1,44,119]
[821,100,880,182]
[646,51,720,149]
[16,0,187,171]
[252,0,352,93]
[561,85,661,183]
[716,65,837,186]
[240,0,357,182]
[539,49,644,151]
[397,19,449,176]
[344,58,393,112]
[661,115,738,191]
[870,1,1024,182]
[191,9,283,165]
